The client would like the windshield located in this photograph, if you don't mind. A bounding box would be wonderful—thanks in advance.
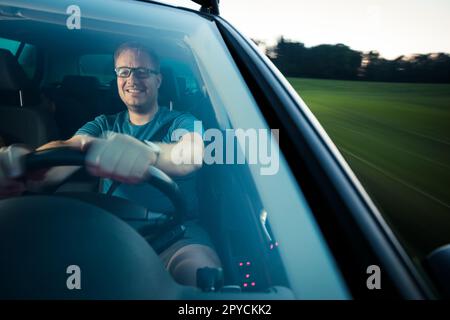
[0,0,348,298]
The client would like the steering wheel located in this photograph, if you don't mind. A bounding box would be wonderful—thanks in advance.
[23,147,187,241]
[0,147,193,298]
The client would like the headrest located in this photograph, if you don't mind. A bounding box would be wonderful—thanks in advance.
[60,75,101,99]
[0,106,57,148]
[0,49,33,90]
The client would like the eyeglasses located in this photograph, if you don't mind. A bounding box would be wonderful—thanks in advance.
[114,67,159,79]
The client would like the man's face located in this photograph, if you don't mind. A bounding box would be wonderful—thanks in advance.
[115,48,161,113]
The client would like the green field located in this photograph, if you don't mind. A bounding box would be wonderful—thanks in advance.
[288,77,450,260]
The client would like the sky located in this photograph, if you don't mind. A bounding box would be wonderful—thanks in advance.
[157,0,450,60]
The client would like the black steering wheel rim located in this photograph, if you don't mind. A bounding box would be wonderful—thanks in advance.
[23,147,187,225]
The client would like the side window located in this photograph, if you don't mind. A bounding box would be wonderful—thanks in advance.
[0,37,20,54]
[0,37,37,79]
[79,54,115,85]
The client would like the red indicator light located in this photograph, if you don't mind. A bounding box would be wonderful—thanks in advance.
[251,282,256,286]
[243,283,248,287]
[239,262,243,266]
[245,274,250,278]
[246,261,251,266]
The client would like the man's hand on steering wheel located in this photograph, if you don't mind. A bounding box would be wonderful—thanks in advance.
[0,133,160,197]
[0,145,32,198]
[85,132,158,184]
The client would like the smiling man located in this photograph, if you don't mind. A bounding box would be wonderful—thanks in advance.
[76,42,206,214]
[0,41,221,287]
[115,43,161,123]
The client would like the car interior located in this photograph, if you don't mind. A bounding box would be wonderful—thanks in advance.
[0,8,290,298]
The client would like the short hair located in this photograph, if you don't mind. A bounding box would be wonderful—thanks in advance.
[114,41,160,72]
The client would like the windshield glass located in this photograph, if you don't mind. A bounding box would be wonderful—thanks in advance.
[0,0,347,298]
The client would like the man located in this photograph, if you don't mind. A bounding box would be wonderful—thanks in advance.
[0,42,221,287]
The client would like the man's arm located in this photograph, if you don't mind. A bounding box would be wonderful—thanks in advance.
[36,135,93,152]
[39,133,204,180]
[155,132,204,177]
[29,131,203,190]
[1,132,203,196]
[83,131,203,183]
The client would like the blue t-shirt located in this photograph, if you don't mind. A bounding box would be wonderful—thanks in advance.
[75,106,202,219]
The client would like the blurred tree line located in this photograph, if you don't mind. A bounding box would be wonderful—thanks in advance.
[258,37,450,83]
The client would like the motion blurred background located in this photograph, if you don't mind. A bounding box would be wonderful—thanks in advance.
[162,0,450,262]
